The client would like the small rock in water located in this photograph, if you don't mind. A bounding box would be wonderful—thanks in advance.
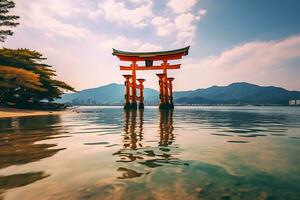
[270,133,286,136]
[221,195,231,200]
[144,150,155,156]
[204,182,211,188]
[227,140,250,143]
[258,192,268,200]
[195,187,203,193]
[212,133,233,137]
[84,142,109,145]
[239,134,267,137]
[290,136,300,139]
[159,147,170,152]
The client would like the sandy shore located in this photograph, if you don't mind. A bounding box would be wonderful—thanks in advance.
[0,107,71,119]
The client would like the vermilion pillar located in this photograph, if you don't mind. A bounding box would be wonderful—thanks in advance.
[160,60,171,109]
[157,73,168,109]
[123,75,132,110]
[162,61,168,107]
[163,76,169,107]
[131,61,138,110]
[167,77,174,109]
[137,78,145,109]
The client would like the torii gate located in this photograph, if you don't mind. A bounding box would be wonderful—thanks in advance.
[112,46,190,110]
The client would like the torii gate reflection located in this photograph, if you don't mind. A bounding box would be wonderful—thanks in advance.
[112,46,190,110]
[113,110,187,179]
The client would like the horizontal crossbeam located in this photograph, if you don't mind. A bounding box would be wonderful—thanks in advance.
[120,64,181,71]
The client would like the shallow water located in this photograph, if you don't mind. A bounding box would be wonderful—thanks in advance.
[0,106,300,200]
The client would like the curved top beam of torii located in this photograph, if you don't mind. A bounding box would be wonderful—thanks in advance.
[112,46,190,61]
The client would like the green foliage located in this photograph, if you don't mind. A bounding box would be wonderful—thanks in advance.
[0,48,76,107]
[0,0,19,42]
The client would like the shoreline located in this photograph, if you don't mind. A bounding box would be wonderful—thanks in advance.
[0,107,71,119]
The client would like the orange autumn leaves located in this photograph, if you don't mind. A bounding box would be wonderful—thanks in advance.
[0,65,45,92]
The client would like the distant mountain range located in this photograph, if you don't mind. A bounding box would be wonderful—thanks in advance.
[57,83,158,104]
[174,82,300,105]
[57,82,300,105]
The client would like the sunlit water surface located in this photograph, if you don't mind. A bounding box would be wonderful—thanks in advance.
[0,106,300,200]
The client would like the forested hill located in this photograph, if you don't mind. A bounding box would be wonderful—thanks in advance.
[174,82,300,105]
[57,83,158,104]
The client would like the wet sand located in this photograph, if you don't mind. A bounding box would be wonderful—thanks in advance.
[0,107,70,119]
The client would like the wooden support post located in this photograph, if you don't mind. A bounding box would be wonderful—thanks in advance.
[131,61,138,110]
[167,78,174,109]
[163,77,169,107]
[157,73,168,109]
[123,75,132,110]
[162,60,168,75]
[161,60,171,109]
[137,79,145,109]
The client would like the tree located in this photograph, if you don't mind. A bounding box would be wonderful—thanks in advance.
[0,1,74,108]
[0,65,45,104]
[0,48,76,107]
[0,0,19,42]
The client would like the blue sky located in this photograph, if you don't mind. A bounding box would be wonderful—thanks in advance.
[3,0,300,91]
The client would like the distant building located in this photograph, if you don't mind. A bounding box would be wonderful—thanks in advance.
[289,100,296,105]
[72,98,80,105]
[289,100,300,106]
[87,98,91,105]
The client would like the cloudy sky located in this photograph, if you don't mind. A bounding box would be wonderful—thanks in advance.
[3,0,300,91]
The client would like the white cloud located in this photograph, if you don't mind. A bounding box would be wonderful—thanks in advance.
[199,36,300,69]
[175,13,197,45]
[151,16,169,27]
[175,36,300,90]
[136,43,163,51]
[100,35,140,50]
[167,0,197,13]
[98,0,153,27]
[175,13,196,31]
[14,0,90,39]
[151,16,175,36]
[128,0,152,3]
[199,9,207,16]
[87,10,103,20]
[196,9,207,20]
[14,0,206,46]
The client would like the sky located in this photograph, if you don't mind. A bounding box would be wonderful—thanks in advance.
[2,0,300,91]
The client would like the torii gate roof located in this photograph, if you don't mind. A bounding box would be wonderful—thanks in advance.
[112,46,190,61]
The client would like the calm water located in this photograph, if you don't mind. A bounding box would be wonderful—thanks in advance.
[0,106,300,200]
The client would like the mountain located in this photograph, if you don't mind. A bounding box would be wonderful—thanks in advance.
[57,82,300,105]
[57,83,158,104]
[174,82,300,105]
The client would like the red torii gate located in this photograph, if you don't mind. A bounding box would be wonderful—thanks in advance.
[112,46,190,110]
